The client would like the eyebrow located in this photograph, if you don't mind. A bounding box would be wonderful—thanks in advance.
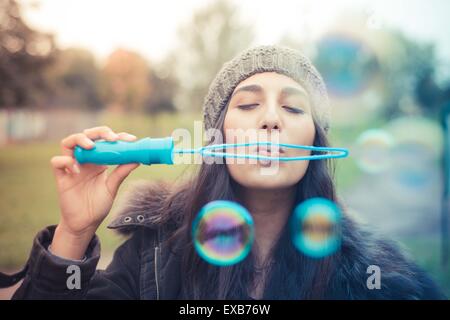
[231,84,263,97]
[231,84,309,100]
[280,86,309,99]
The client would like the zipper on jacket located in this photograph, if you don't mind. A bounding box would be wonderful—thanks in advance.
[154,245,160,300]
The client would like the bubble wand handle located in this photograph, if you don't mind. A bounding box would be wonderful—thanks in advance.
[74,137,175,165]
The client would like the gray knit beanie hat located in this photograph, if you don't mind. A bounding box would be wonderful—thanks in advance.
[202,45,331,133]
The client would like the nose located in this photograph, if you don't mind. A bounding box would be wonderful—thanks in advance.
[260,105,281,132]
[261,121,279,131]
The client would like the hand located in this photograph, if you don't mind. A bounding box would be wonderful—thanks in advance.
[50,126,140,259]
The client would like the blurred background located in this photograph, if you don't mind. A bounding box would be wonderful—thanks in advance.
[1,0,449,298]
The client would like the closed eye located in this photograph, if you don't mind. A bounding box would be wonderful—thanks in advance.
[282,106,305,114]
[237,104,259,110]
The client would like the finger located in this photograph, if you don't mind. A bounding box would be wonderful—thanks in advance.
[61,133,95,157]
[50,156,80,176]
[116,132,138,142]
[83,126,119,142]
[106,163,140,198]
[78,162,109,173]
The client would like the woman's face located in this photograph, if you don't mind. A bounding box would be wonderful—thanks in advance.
[223,72,316,189]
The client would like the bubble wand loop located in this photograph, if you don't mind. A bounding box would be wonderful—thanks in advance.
[74,137,349,165]
[194,142,349,161]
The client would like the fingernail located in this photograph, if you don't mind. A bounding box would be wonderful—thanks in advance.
[127,134,137,139]
[73,164,80,174]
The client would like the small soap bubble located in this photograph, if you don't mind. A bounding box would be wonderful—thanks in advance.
[355,129,394,174]
[192,200,254,266]
[291,198,342,258]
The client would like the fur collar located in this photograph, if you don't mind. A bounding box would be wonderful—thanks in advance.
[107,180,174,234]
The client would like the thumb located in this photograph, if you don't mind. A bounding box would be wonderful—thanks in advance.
[106,163,140,197]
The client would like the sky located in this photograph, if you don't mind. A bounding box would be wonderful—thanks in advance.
[19,0,450,67]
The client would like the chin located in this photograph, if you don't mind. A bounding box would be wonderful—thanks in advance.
[227,162,307,188]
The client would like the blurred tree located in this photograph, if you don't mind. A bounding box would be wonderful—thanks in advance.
[144,59,178,114]
[45,48,103,110]
[0,0,56,108]
[102,49,151,113]
[416,64,450,116]
[377,30,439,119]
[172,0,254,112]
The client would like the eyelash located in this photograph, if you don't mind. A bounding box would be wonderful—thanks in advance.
[237,104,259,110]
[282,106,305,114]
[237,104,305,114]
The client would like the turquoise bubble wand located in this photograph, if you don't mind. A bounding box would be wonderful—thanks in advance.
[74,136,349,165]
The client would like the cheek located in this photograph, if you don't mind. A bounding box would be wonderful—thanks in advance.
[223,111,232,132]
[223,108,257,135]
[289,116,316,145]
[287,160,309,181]
[223,109,241,133]
[223,111,237,144]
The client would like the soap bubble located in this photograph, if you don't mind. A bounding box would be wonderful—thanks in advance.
[192,200,254,266]
[386,116,443,160]
[355,129,394,174]
[291,198,342,258]
[315,34,379,97]
[386,116,443,190]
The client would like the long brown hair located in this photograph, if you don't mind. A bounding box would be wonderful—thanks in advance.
[163,103,339,299]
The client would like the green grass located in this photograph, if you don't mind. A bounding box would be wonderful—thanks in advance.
[328,125,362,190]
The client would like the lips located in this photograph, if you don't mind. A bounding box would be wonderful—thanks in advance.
[255,145,285,156]
[252,144,284,166]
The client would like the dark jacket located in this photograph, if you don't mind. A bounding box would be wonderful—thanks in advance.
[1,181,447,300]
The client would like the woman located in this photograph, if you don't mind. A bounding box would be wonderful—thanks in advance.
[3,45,446,299]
